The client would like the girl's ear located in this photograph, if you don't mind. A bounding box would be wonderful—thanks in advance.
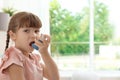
[9,30,16,41]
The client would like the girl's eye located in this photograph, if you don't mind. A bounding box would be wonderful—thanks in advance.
[24,29,30,33]
[35,30,40,33]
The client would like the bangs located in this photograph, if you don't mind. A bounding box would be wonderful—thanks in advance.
[19,13,42,28]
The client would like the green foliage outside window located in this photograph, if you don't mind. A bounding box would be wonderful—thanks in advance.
[49,0,114,56]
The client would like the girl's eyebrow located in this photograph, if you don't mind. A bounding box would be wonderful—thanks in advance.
[21,27,40,30]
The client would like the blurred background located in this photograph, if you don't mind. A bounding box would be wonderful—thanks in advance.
[1,0,120,80]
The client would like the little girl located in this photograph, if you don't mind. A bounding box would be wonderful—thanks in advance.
[0,11,59,80]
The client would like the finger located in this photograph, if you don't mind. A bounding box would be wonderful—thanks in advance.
[35,39,44,47]
[44,34,51,43]
[38,40,43,43]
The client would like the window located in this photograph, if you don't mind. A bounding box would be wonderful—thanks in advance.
[50,0,120,71]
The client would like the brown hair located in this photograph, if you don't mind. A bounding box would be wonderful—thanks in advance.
[5,11,42,50]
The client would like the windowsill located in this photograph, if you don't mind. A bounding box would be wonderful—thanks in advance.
[60,70,120,80]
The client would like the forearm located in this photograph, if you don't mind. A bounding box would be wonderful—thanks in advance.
[41,51,59,80]
[37,34,59,79]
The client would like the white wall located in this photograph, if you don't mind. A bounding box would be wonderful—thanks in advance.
[0,31,6,54]
[1,0,50,34]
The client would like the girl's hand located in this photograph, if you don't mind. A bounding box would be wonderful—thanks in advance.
[35,34,50,54]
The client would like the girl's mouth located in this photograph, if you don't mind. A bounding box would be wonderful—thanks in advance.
[29,41,35,46]
[29,41,39,50]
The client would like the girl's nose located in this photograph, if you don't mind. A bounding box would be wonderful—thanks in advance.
[31,32,37,38]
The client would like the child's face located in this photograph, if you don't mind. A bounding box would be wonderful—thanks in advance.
[10,27,40,54]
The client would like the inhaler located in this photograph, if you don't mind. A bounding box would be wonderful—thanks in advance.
[31,34,44,50]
